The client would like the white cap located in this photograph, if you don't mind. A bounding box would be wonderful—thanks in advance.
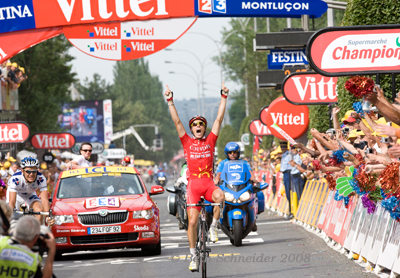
[0,170,8,180]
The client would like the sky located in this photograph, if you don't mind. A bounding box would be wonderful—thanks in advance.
[68,17,242,101]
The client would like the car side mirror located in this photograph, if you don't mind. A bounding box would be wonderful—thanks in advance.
[149,185,164,196]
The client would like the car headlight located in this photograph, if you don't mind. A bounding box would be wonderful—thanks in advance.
[239,191,251,202]
[224,192,234,202]
[54,215,74,225]
[133,209,154,220]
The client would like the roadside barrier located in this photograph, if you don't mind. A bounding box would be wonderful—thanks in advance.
[266,180,400,276]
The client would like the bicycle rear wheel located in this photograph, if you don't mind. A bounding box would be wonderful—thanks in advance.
[201,220,207,278]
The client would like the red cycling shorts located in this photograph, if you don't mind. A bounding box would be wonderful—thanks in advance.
[187,178,218,212]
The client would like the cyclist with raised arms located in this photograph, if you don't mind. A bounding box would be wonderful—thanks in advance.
[165,82,228,272]
[6,157,54,225]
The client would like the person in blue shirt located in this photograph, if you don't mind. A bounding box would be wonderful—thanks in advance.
[289,145,303,203]
[279,141,294,220]
[214,142,256,185]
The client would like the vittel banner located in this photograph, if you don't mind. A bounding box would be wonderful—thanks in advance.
[263,96,308,140]
[0,122,29,144]
[0,0,327,35]
[31,132,76,149]
[282,72,338,105]
[249,119,272,136]
[308,25,400,76]
[63,17,197,61]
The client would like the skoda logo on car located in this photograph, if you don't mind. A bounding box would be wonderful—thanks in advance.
[98,210,108,217]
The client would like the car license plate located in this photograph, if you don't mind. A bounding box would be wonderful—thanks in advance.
[87,226,121,234]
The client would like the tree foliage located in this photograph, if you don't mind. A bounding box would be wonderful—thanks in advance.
[75,73,113,101]
[336,0,400,121]
[13,35,75,133]
[111,59,180,162]
[217,125,238,160]
[228,89,246,133]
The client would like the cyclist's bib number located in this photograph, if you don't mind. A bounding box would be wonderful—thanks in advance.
[87,226,121,234]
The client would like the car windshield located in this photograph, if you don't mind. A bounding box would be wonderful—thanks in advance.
[57,173,144,199]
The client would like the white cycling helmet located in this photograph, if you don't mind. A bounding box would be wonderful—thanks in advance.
[20,157,40,169]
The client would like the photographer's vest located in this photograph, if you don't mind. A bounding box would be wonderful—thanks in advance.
[0,236,41,278]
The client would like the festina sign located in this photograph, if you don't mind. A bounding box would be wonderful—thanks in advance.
[267,49,308,70]
[249,119,272,136]
[307,25,400,76]
[0,0,327,35]
[282,72,338,105]
[30,132,76,149]
[263,96,309,140]
[63,17,197,61]
[0,122,29,144]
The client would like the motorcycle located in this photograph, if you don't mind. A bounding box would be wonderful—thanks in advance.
[156,171,167,187]
[219,160,268,246]
[166,177,188,230]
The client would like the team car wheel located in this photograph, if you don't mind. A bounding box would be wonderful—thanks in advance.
[142,239,161,256]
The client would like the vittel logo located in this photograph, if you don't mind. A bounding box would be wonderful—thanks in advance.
[270,113,305,125]
[57,0,169,22]
[0,47,7,60]
[291,76,336,101]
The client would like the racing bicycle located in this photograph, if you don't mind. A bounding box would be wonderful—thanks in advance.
[187,197,221,278]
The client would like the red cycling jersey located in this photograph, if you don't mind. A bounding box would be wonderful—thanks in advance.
[180,132,219,210]
[180,132,218,180]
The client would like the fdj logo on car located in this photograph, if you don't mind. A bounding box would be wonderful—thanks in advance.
[228,164,243,172]
[198,0,226,14]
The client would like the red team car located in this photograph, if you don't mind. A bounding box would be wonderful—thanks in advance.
[50,166,164,258]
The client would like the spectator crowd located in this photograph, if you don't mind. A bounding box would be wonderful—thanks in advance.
[0,60,28,90]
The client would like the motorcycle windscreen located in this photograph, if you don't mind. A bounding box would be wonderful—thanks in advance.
[221,161,251,186]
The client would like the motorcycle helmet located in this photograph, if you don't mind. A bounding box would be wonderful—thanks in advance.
[224,142,240,160]
[188,115,207,132]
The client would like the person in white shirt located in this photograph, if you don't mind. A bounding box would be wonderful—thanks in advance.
[67,142,92,169]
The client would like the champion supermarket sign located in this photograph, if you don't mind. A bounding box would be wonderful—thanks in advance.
[308,25,400,76]
[63,17,197,60]
[282,72,338,105]
[0,0,327,35]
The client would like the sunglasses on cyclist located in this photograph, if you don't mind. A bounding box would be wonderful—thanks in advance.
[81,149,92,153]
[191,121,205,127]
[228,151,238,155]
[25,170,38,175]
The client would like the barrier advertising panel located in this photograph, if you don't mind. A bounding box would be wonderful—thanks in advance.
[282,72,338,105]
[366,209,390,264]
[31,132,76,149]
[0,122,29,144]
[307,25,400,76]
[360,203,382,259]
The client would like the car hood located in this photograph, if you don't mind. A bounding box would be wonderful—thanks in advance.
[54,194,150,214]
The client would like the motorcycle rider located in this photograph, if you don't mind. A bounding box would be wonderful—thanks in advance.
[214,142,257,185]
[214,142,259,231]
[164,83,228,272]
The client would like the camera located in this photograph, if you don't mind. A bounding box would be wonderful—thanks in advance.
[365,148,373,154]
[343,127,350,133]
[381,137,392,144]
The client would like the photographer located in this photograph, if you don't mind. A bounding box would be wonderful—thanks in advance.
[0,216,56,278]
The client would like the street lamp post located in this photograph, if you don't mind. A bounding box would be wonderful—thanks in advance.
[166,61,202,115]
[168,70,201,115]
